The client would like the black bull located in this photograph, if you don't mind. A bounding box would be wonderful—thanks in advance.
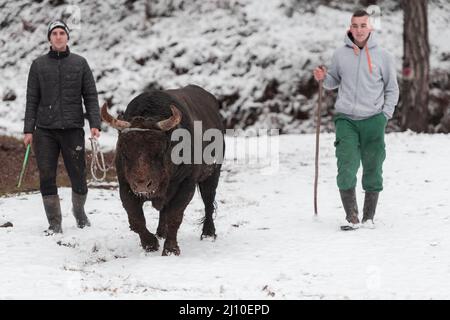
[101,85,225,256]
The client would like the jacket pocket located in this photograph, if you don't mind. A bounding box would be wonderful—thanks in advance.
[65,71,80,81]
[37,104,56,126]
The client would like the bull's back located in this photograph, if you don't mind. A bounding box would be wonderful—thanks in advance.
[166,85,224,132]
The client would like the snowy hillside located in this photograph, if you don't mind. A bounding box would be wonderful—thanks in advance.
[0,0,449,135]
[1,133,450,299]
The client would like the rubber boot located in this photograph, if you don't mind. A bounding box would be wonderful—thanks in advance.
[362,191,379,228]
[42,195,62,234]
[339,189,360,230]
[72,191,91,228]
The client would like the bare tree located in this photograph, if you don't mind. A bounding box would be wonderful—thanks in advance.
[400,0,430,132]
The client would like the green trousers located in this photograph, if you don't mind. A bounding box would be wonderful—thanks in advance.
[334,113,387,192]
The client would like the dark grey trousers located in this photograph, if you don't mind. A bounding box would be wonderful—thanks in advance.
[33,127,87,196]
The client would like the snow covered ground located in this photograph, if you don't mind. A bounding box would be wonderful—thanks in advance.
[1,132,449,299]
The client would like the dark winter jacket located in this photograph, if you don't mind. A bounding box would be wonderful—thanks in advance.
[24,46,101,133]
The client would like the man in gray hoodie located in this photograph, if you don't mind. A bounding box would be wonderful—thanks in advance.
[313,9,399,230]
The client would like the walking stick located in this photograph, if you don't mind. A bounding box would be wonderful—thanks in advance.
[314,77,323,215]
[17,144,31,189]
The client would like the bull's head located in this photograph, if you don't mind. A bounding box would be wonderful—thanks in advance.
[101,102,182,198]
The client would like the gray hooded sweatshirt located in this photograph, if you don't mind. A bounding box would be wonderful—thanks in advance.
[324,32,399,120]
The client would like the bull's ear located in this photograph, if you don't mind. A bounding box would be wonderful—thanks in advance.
[101,102,131,130]
[156,105,182,131]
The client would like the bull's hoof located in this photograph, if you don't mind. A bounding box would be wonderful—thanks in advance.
[162,242,180,256]
[200,233,217,241]
[140,234,159,252]
[162,247,180,256]
[142,242,159,252]
[201,222,216,240]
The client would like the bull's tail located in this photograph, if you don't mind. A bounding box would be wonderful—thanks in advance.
[196,198,218,226]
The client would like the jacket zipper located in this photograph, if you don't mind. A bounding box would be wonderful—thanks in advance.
[58,51,65,129]
[351,50,362,116]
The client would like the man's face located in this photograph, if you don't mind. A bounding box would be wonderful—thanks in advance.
[49,28,68,51]
[350,15,372,45]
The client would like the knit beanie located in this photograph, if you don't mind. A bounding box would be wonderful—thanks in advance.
[47,20,70,40]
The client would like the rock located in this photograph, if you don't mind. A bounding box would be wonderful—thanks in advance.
[3,89,16,101]
[0,221,13,228]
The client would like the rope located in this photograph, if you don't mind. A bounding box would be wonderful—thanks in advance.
[89,137,109,182]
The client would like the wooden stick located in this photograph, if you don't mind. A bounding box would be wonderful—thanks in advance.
[314,79,323,215]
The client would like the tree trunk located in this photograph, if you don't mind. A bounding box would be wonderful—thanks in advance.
[400,0,430,132]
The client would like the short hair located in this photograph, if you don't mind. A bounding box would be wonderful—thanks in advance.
[352,9,369,17]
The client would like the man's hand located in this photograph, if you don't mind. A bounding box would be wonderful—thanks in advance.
[23,133,33,146]
[313,65,327,82]
[90,128,100,138]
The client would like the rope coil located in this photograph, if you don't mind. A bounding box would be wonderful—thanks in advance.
[89,137,109,182]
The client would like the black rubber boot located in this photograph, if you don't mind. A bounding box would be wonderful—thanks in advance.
[42,195,63,234]
[72,191,91,228]
[339,188,360,225]
[362,192,379,223]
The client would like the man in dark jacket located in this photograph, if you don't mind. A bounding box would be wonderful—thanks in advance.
[23,20,101,234]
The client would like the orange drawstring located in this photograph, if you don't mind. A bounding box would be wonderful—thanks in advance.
[365,46,373,74]
[352,44,373,75]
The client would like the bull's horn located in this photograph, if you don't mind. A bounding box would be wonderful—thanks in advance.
[100,102,131,130]
[156,105,182,131]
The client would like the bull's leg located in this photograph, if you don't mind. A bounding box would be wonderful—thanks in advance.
[199,166,221,240]
[156,211,167,239]
[161,179,196,256]
[120,185,159,252]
